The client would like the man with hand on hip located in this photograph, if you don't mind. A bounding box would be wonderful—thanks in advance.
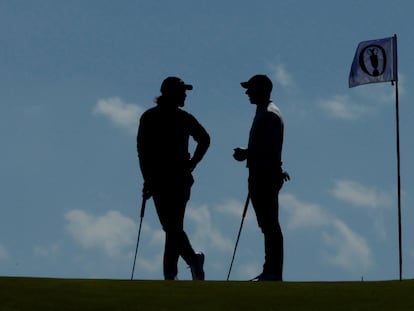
[233,74,289,281]
[137,76,210,280]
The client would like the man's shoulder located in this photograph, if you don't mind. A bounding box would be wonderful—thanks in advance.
[177,107,192,115]
[141,106,157,115]
[267,102,281,114]
[177,108,198,122]
[266,102,282,120]
[149,107,192,120]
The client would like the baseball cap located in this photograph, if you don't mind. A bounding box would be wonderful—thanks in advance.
[241,74,273,92]
[160,76,193,94]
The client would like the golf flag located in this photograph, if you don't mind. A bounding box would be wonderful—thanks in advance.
[349,34,404,281]
[349,36,397,88]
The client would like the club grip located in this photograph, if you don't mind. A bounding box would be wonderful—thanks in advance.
[140,198,147,218]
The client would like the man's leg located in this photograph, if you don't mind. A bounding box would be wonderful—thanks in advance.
[153,193,181,279]
[263,220,283,279]
[153,186,200,279]
[249,172,284,280]
[172,188,204,280]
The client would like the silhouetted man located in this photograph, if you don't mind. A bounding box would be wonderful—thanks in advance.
[233,74,289,281]
[137,76,210,280]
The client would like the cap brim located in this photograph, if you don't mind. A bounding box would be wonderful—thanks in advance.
[240,81,249,89]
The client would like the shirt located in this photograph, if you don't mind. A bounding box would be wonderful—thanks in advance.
[247,102,284,171]
[137,105,210,185]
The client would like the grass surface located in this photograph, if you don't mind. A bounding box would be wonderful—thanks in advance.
[0,277,413,310]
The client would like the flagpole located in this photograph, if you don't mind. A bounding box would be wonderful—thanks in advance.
[394,79,402,281]
[393,34,402,281]
[349,34,402,281]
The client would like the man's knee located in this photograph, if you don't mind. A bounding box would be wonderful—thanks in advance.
[260,223,282,236]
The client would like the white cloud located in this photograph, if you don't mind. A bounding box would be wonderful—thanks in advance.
[136,252,163,274]
[353,82,397,106]
[273,64,295,89]
[93,97,143,133]
[281,193,374,272]
[323,220,373,272]
[0,243,9,260]
[187,204,233,252]
[129,220,164,278]
[215,198,256,227]
[65,209,136,257]
[280,193,331,229]
[215,199,245,218]
[319,95,370,120]
[322,76,402,121]
[332,180,392,209]
[141,223,164,248]
[236,262,260,280]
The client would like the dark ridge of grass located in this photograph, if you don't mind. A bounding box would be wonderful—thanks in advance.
[0,277,413,311]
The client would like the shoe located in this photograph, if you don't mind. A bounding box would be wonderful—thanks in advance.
[190,252,205,280]
[250,272,282,282]
[164,274,178,280]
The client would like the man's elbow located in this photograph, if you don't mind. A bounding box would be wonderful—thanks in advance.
[205,134,211,148]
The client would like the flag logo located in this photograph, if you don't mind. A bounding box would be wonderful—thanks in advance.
[349,36,397,88]
[359,44,387,77]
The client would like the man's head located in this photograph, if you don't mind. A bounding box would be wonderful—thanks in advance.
[158,77,192,107]
[241,74,272,105]
[161,76,193,94]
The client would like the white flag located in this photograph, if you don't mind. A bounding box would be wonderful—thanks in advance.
[349,36,397,88]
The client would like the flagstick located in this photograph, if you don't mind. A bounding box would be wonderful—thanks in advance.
[350,35,402,281]
[394,78,402,281]
[391,34,403,281]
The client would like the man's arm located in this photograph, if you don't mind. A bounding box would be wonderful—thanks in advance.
[189,117,210,171]
[233,147,248,162]
[137,114,155,197]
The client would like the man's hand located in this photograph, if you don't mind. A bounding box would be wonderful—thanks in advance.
[188,158,197,172]
[282,171,290,182]
[142,182,152,200]
[233,147,248,162]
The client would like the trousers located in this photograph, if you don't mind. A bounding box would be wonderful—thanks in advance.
[152,182,196,278]
[248,169,284,279]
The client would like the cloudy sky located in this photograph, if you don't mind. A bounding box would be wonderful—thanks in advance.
[1,0,414,281]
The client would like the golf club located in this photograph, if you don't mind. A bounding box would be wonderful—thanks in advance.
[226,192,250,281]
[130,195,147,280]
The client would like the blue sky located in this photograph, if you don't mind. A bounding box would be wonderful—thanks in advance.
[1,0,414,281]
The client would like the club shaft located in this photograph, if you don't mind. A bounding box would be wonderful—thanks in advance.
[131,197,147,280]
[226,193,250,281]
